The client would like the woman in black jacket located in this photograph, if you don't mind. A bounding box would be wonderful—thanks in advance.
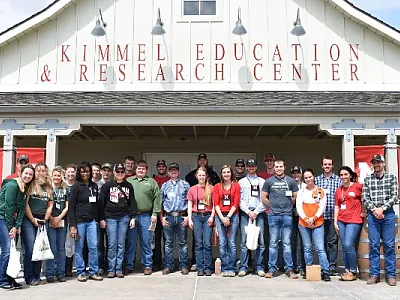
[99,163,137,278]
[68,162,102,282]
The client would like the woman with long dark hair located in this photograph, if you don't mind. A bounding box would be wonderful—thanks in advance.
[68,162,102,282]
[213,165,240,277]
[334,166,363,281]
[0,164,35,290]
[188,167,215,276]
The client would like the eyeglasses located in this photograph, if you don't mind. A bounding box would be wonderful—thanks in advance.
[236,165,245,168]
[115,171,125,174]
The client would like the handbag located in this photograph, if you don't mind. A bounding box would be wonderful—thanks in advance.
[245,218,260,250]
[32,225,54,261]
[6,239,21,278]
[65,225,75,257]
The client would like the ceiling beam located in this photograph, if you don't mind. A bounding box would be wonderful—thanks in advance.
[126,126,141,140]
[79,131,92,140]
[160,126,168,140]
[93,126,110,140]
[224,126,229,140]
[73,133,83,140]
[253,126,263,140]
[312,131,323,140]
[282,126,297,140]
[193,126,198,140]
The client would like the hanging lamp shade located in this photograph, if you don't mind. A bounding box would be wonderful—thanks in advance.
[91,19,106,37]
[232,8,247,36]
[151,8,166,35]
[291,8,306,36]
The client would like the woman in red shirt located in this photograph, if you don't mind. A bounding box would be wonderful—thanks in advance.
[334,166,363,281]
[213,165,240,277]
[188,167,215,277]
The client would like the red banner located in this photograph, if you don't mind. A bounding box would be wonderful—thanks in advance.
[16,148,45,167]
[354,145,384,183]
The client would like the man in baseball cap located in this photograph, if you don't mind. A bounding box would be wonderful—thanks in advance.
[5,155,30,179]
[257,153,275,180]
[370,154,385,163]
[235,158,246,181]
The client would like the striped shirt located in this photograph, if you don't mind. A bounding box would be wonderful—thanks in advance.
[362,172,398,211]
[314,173,342,220]
[161,179,190,212]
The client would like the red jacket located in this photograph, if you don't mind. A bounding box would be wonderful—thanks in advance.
[212,182,240,214]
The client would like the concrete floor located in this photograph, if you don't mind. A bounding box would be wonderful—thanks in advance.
[1,271,399,300]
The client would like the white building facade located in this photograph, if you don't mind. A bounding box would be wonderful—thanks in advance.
[0,0,399,177]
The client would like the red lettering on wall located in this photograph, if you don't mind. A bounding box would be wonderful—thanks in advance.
[61,45,71,62]
[215,64,224,80]
[98,45,110,61]
[349,44,359,61]
[312,63,320,81]
[274,63,282,80]
[155,64,165,81]
[157,44,165,61]
[233,43,244,60]
[195,63,204,81]
[119,64,126,81]
[272,45,282,61]
[176,64,184,81]
[313,44,318,62]
[292,64,302,80]
[99,64,108,81]
[196,44,204,61]
[350,64,359,81]
[215,44,225,61]
[332,64,340,81]
[138,44,146,61]
[80,64,88,81]
[330,44,340,62]
[292,44,301,61]
[117,45,129,61]
[82,45,87,62]
[253,44,262,61]
[138,64,145,81]
[254,63,263,81]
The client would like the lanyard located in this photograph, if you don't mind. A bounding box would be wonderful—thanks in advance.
[340,184,353,203]
[85,183,94,197]
[246,176,259,188]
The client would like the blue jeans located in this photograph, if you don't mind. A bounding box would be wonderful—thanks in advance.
[324,219,338,271]
[337,221,362,273]
[46,224,67,278]
[0,220,11,287]
[124,213,152,269]
[268,214,293,272]
[75,220,99,276]
[368,209,396,277]
[21,216,45,283]
[106,215,130,274]
[239,213,265,272]
[163,215,188,270]
[262,213,269,268]
[192,213,213,272]
[216,213,239,273]
[298,224,329,274]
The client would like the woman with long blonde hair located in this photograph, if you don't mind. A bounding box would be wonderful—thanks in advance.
[213,165,240,277]
[22,163,54,285]
[187,167,215,276]
[46,166,69,283]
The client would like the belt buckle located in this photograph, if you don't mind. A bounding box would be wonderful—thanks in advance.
[171,211,180,217]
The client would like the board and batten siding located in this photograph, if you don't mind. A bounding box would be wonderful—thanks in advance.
[0,0,399,91]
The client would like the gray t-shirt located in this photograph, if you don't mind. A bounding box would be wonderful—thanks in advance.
[262,175,299,215]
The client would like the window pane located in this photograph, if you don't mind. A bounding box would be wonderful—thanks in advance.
[200,1,216,15]
[184,1,200,15]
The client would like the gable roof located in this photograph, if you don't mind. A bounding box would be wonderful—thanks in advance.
[0,0,400,48]
[0,91,398,113]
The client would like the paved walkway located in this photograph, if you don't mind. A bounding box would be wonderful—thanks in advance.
[1,271,399,300]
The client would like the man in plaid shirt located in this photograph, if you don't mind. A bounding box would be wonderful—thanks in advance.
[314,156,342,276]
[362,154,398,286]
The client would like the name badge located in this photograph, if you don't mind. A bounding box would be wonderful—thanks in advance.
[348,192,355,197]
[89,196,97,203]
[324,188,330,194]
[197,201,205,210]
[59,220,65,228]
[285,191,292,197]
[340,204,346,210]
[223,194,231,206]
[251,185,260,197]
[56,203,61,210]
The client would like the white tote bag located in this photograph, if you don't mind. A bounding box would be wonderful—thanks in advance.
[32,226,54,261]
[245,219,260,250]
[6,239,21,278]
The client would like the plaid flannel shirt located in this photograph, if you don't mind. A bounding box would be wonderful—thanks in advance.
[314,173,342,219]
[362,172,398,211]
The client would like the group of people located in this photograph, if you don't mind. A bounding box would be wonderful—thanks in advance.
[0,152,398,290]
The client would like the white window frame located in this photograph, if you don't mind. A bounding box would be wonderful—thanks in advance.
[177,0,224,22]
